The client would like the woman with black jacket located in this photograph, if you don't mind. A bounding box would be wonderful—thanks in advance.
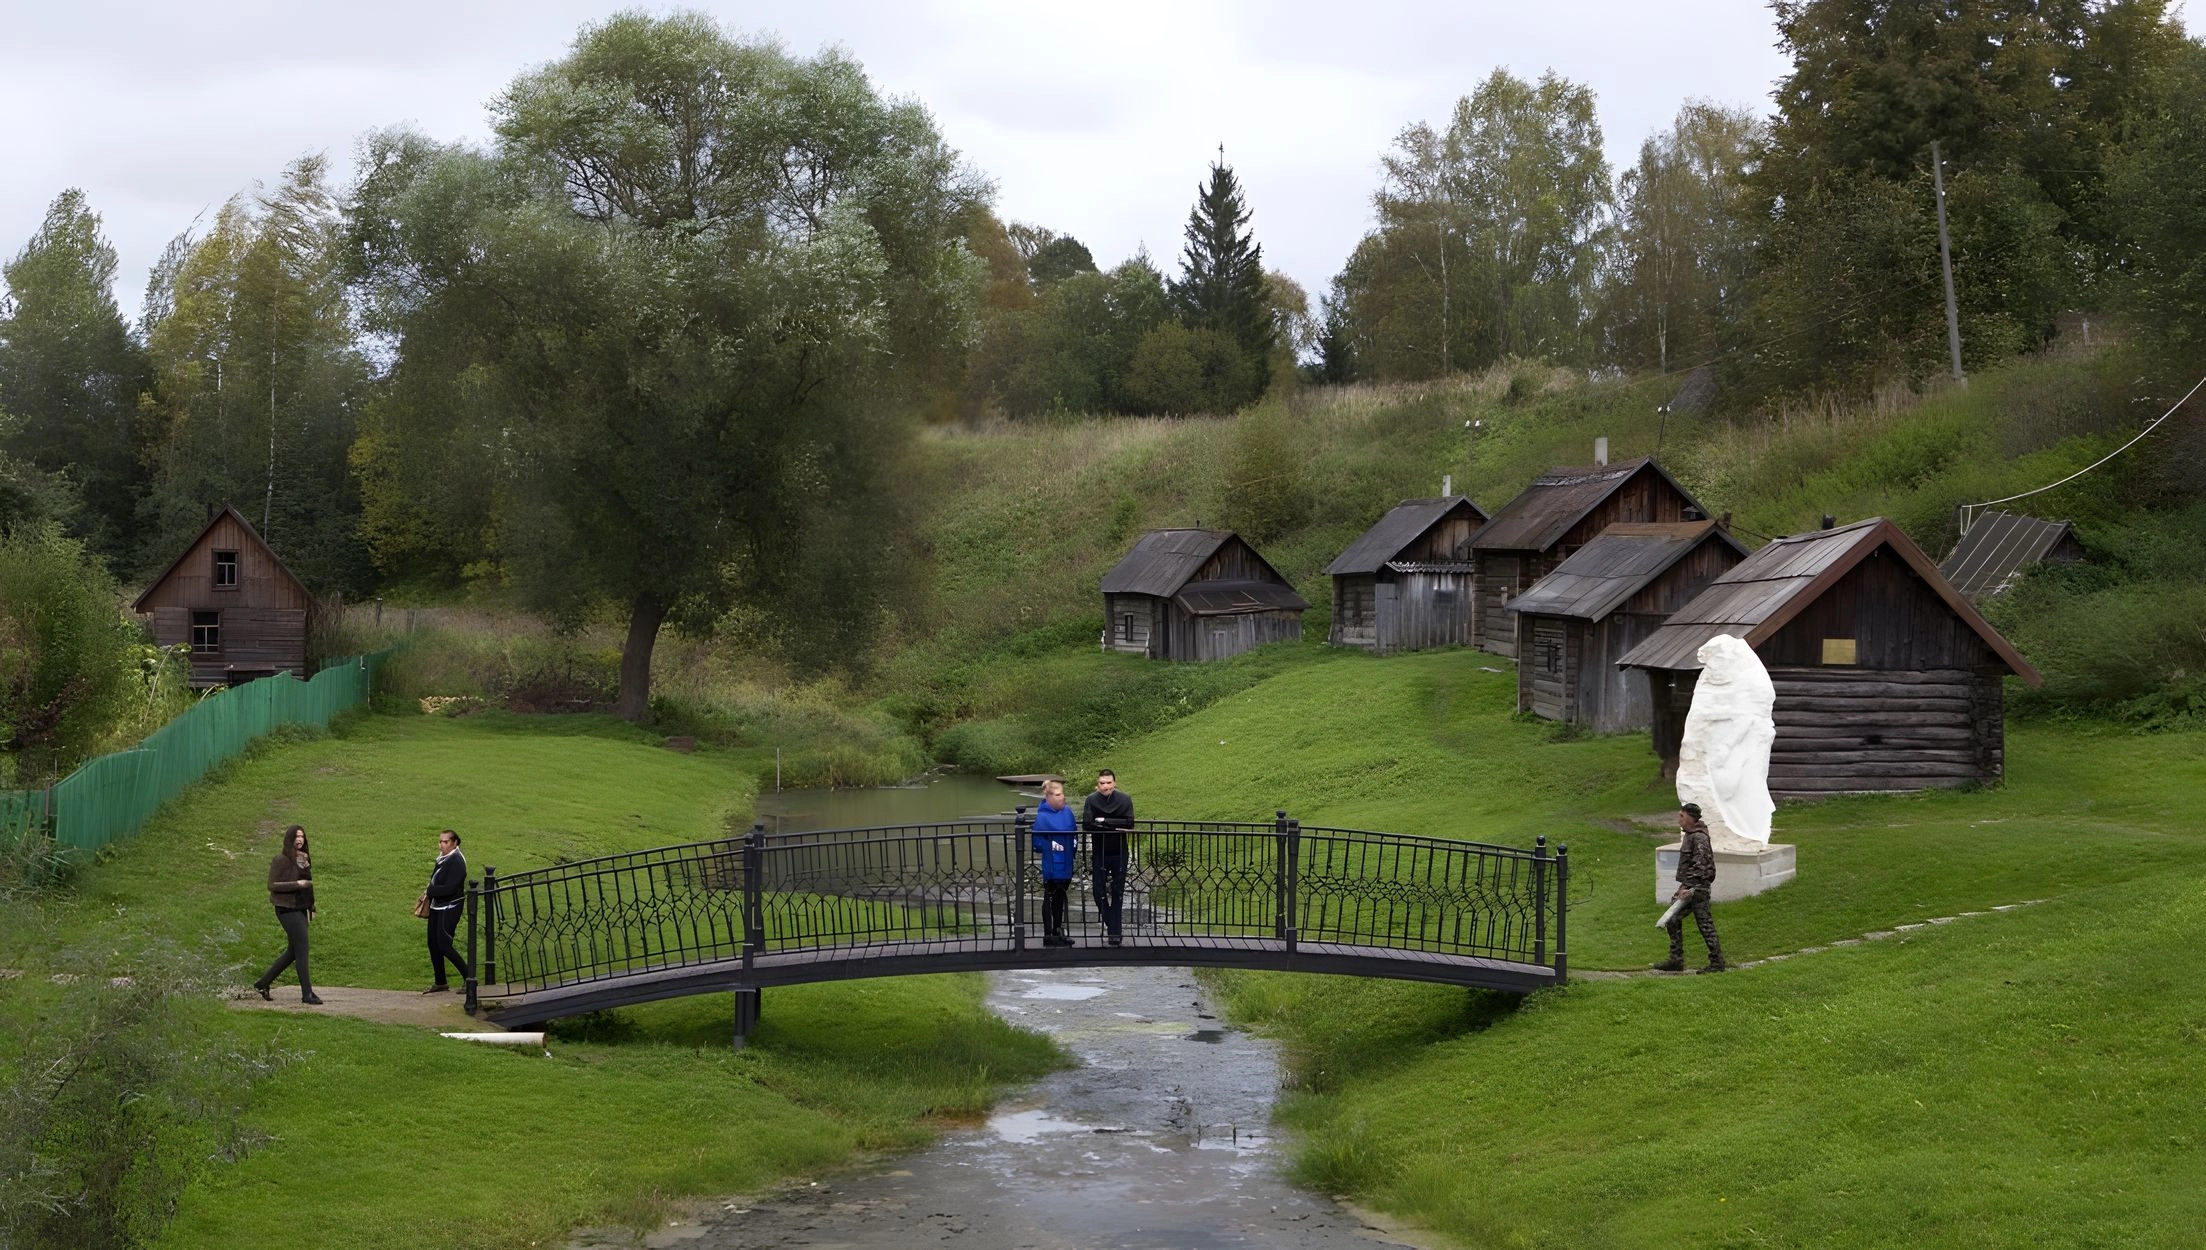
[253,825,322,1004]
[422,828,471,993]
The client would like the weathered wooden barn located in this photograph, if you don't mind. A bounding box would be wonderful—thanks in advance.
[1505,520,1748,732]
[1100,529,1308,661]
[1938,510,2085,600]
[1468,456,1710,657]
[1323,495,1489,653]
[133,505,315,688]
[1616,517,2043,796]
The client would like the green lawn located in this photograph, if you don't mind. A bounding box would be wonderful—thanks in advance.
[1092,646,2206,1248]
[7,711,1059,1250]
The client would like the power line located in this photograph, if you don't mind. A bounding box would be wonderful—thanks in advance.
[1957,371,2206,533]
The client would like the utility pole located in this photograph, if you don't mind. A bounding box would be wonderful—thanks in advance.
[1932,141,1965,387]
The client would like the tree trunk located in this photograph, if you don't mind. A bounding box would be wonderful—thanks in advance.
[614,592,668,723]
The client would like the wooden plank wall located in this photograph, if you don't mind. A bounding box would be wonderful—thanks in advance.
[1520,616,1574,718]
[1104,594,1155,655]
[1379,571,1475,653]
[1474,554,1525,656]
[1767,667,1999,795]
[1187,610,1302,661]
[1190,538,1277,586]
[138,513,313,612]
[1759,548,1996,670]
[1398,514,1481,562]
[1581,613,1662,732]
[1332,576,1377,648]
[1556,470,1694,551]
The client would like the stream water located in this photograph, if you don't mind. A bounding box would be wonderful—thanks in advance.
[568,782,1426,1249]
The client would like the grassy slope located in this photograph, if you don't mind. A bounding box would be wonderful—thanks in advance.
[10,712,1057,1250]
[1093,648,2206,1247]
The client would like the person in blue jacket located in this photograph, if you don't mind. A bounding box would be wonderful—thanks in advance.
[1030,780,1079,946]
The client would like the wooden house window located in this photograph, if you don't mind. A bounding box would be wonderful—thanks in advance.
[1544,640,1561,674]
[213,550,239,588]
[1821,638,1858,665]
[191,611,221,654]
[1120,614,1136,640]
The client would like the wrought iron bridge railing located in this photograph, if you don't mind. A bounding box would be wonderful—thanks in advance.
[462,813,1567,1024]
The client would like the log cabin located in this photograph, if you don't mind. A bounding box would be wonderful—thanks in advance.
[1468,456,1710,657]
[1323,495,1489,653]
[133,506,315,688]
[1616,517,2043,795]
[1505,520,1747,732]
[1100,529,1307,661]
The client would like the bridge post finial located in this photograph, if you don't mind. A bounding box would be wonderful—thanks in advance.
[1533,837,1550,967]
[1553,843,1568,982]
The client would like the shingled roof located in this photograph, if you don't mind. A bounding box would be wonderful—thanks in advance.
[1939,510,2082,599]
[1470,457,1703,553]
[1100,528,1303,609]
[1615,517,2042,683]
[1324,496,1488,576]
[1503,521,1745,621]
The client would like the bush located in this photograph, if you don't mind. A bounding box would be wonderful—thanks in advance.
[1124,323,1262,414]
[0,524,137,785]
[1215,403,1311,542]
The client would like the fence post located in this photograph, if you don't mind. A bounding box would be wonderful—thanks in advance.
[1553,843,1569,982]
[481,865,498,987]
[463,880,480,1016]
[1285,819,1301,954]
[743,822,765,970]
[1273,810,1289,944]
[732,985,762,1051]
[1013,806,1029,951]
[1533,836,1549,966]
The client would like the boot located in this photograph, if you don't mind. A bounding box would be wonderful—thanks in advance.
[1649,957,1684,972]
[1698,936,1729,974]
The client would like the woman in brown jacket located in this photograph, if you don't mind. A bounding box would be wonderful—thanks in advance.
[252,825,322,1004]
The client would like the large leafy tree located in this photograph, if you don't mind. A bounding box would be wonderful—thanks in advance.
[1745,0,2189,394]
[349,13,985,718]
[1333,69,1612,380]
[1602,101,1763,373]
[0,191,151,565]
[142,156,372,591]
[1168,152,1272,405]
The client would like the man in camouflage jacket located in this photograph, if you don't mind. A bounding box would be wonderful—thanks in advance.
[1655,803,1728,973]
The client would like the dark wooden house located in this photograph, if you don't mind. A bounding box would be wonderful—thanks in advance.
[1100,529,1308,661]
[133,506,314,688]
[1616,517,2043,796]
[1938,510,2085,600]
[1505,520,1747,732]
[1468,456,1709,657]
[1323,496,1489,653]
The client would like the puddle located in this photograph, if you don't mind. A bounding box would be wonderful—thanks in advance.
[1186,1028,1229,1043]
[987,1108,1099,1143]
[1020,982,1110,1000]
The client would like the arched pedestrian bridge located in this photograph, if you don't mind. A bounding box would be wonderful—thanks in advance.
[465,815,1568,1034]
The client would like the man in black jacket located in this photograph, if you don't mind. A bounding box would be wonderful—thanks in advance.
[423,828,472,993]
[1081,770,1135,946]
[1655,803,1727,973]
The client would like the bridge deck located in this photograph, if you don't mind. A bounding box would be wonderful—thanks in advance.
[482,936,1555,1027]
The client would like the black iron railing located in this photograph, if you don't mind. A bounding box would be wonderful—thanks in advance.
[463,813,1566,1010]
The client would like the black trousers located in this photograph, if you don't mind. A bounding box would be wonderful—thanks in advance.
[257,908,312,994]
[428,905,471,985]
[1090,851,1128,938]
[1666,886,1725,963]
[1042,880,1070,939]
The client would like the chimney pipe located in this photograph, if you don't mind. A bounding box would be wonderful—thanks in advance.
[1594,437,1609,466]
[1441,474,1452,498]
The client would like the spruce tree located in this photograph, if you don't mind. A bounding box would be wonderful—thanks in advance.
[1168,150,1272,399]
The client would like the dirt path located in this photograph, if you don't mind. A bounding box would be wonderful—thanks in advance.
[1574,898,2049,980]
[225,984,484,1029]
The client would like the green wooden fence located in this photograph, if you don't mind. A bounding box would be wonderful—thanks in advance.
[3,651,390,856]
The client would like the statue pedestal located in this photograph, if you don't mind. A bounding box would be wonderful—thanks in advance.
[1656,842,1796,903]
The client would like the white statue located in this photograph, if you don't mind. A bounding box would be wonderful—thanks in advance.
[1675,634,1777,852]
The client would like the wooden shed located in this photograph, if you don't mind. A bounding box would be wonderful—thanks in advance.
[1938,510,2085,600]
[1323,496,1489,653]
[1468,456,1710,657]
[1616,517,2043,796]
[133,505,314,688]
[1100,529,1308,661]
[1505,520,1747,731]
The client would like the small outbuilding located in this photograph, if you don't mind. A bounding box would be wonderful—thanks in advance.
[1938,510,2085,600]
[1468,456,1710,657]
[1616,517,2043,796]
[1100,529,1308,661]
[1323,495,1489,653]
[134,505,316,688]
[1505,520,1748,732]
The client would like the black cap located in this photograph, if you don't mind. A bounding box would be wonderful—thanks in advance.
[1679,802,1702,818]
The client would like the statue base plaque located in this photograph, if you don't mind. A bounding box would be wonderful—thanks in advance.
[1656,842,1796,904]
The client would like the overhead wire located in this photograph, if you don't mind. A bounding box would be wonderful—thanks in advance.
[1956,371,2206,533]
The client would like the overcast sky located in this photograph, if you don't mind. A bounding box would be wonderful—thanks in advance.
[3,1,2198,323]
